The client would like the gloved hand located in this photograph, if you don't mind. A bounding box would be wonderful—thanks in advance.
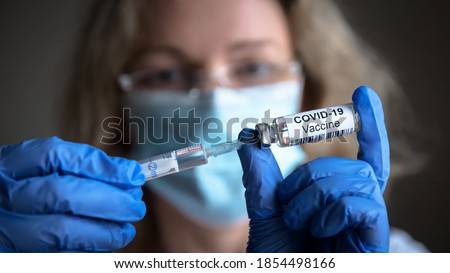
[238,86,390,252]
[0,137,146,252]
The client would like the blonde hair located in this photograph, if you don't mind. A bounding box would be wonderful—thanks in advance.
[64,0,421,177]
[284,0,424,176]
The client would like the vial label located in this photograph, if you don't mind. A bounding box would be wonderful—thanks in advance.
[140,151,180,180]
[281,103,356,145]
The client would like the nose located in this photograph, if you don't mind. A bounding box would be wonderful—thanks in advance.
[191,67,228,92]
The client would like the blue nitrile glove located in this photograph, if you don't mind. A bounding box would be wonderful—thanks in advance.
[237,86,390,252]
[0,137,146,252]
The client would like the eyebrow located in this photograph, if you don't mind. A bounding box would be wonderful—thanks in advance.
[130,40,279,65]
[132,46,188,61]
[227,39,279,54]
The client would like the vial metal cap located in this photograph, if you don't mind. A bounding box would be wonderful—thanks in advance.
[255,123,274,148]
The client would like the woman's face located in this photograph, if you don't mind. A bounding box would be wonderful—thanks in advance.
[125,0,297,252]
[127,0,295,91]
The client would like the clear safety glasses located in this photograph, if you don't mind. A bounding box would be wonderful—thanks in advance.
[118,61,302,92]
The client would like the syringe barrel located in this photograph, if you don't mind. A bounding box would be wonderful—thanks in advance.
[176,144,209,171]
[140,144,208,181]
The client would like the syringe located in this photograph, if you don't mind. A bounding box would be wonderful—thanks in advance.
[140,141,242,181]
[139,102,360,181]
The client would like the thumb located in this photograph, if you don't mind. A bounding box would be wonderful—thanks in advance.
[237,128,284,220]
[353,86,390,192]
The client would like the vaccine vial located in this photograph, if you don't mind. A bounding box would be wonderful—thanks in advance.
[256,103,360,147]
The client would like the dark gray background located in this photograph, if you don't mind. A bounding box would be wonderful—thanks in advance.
[1,0,449,252]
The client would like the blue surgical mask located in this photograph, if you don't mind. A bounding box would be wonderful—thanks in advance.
[121,80,305,227]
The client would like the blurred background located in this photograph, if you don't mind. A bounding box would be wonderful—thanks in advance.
[0,0,449,252]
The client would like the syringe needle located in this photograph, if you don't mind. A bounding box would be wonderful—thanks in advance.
[205,140,243,157]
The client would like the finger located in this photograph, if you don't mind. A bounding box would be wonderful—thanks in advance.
[310,196,389,252]
[0,137,145,188]
[237,128,283,219]
[0,173,146,222]
[283,175,380,230]
[352,86,390,192]
[278,157,376,205]
[0,208,136,252]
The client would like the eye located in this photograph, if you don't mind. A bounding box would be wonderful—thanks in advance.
[231,62,275,77]
[135,68,184,85]
[228,61,279,86]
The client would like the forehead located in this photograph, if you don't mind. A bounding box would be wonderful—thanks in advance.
[136,0,291,61]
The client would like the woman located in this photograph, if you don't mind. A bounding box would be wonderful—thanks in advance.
[0,0,425,252]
